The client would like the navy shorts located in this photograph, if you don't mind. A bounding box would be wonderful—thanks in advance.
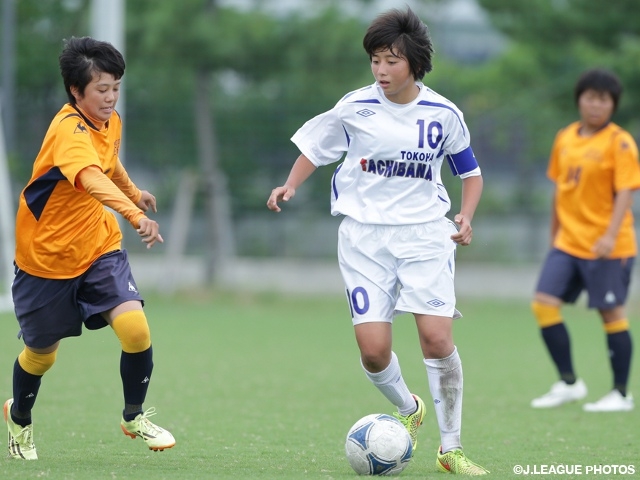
[535,248,634,309]
[12,249,144,348]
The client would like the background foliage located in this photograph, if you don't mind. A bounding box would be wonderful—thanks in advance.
[6,0,640,260]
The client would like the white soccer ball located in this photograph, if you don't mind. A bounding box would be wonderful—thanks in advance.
[345,413,413,476]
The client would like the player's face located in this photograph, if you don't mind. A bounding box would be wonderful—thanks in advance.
[71,72,121,123]
[578,89,614,134]
[371,49,418,104]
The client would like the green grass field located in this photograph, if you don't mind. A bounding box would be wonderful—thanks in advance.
[0,290,638,479]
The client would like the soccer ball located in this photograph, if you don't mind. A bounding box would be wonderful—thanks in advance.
[345,413,413,476]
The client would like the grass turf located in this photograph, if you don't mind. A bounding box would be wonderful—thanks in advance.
[0,290,638,479]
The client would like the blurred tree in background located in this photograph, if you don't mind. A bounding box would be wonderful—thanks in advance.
[472,0,640,211]
[5,0,640,267]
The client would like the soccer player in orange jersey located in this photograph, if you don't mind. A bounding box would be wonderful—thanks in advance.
[3,37,175,460]
[531,69,640,412]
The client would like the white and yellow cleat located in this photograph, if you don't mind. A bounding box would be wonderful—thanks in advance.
[120,407,175,451]
[393,394,426,454]
[437,447,489,475]
[3,398,38,460]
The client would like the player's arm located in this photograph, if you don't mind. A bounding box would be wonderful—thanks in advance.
[111,158,142,203]
[549,187,560,245]
[267,154,317,212]
[111,158,158,213]
[451,174,483,246]
[592,188,634,258]
[547,134,563,246]
[77,166,163,248]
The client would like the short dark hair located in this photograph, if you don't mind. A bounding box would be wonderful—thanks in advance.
[59,36,125,105]
[574,68,622,112]
[363,7,434,80]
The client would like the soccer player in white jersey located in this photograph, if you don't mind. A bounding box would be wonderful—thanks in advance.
[267,8,487,475]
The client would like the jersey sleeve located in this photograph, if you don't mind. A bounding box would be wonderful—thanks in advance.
[291,108,348,167]
[613,131,640,192]
[442,108,479,177]
[111,158,143,204]
[77,166,146,228]
[546,130,564,184]
[53,115,103,187]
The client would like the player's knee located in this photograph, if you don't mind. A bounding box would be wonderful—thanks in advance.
[604,318,630,334]
[111,310,151,353]
[531,301,563,328]
[360,351,391,373]
[420,331,453,357]
[18,347,57,376]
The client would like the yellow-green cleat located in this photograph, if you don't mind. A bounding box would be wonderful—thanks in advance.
[393,394,426,453]
[436,447,489,475]
[120,407,176,451]
[3,398,37,460]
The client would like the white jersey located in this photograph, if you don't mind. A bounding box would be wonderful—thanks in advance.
[291,82,480,225]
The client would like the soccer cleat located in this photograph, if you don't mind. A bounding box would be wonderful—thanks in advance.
[583,390,634,412]
[3,398,37,460]
[530,379,587,408]
[393,394,426,453]
[437,447,489,475]
[120,407,176,451]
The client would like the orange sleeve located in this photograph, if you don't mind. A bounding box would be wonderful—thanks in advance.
[77,166,146,228]
[546,129,565,183]
[613,131,640,192]
[111,158,143,204]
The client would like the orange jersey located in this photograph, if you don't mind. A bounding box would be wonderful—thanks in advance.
[15,104,143,279]
[548,121,640,259]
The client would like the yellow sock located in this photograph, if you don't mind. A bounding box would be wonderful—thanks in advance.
[531,301,563,328]
[111,310,151,353]
[18,348,57,376]
[604,319,629,335]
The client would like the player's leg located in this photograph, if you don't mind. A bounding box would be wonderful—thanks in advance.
[81,250,174,451]
[601,308,633,399]
[413,312,486,474]
[354,322,420,415]
[415,313,459,444]
[396,218,459,447]
[338,218,420,440]
[104,301,153,421]
[532,294,574,380]
[531,250,587,408]
[398,218,487,474]
[353,322,425,452]
[6,270,83,460]
[10,343,59,425]
[583,258,634,412]
[4,342,59,460]
[102,301,174,450]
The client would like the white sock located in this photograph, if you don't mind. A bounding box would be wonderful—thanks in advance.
[424,346,463,452]
[362,351,416,415]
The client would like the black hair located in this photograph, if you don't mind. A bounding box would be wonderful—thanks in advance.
[59,36,125,105]
[574,68,622,112]
[362,7,434,80]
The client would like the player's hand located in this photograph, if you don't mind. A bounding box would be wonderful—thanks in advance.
[451,214,473,246]
[592,233,615,258]
[136,190,157,213]
[137,217,164,249]
[267,185,296,212]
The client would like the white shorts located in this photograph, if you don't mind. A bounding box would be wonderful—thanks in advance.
[337,216,461,325]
